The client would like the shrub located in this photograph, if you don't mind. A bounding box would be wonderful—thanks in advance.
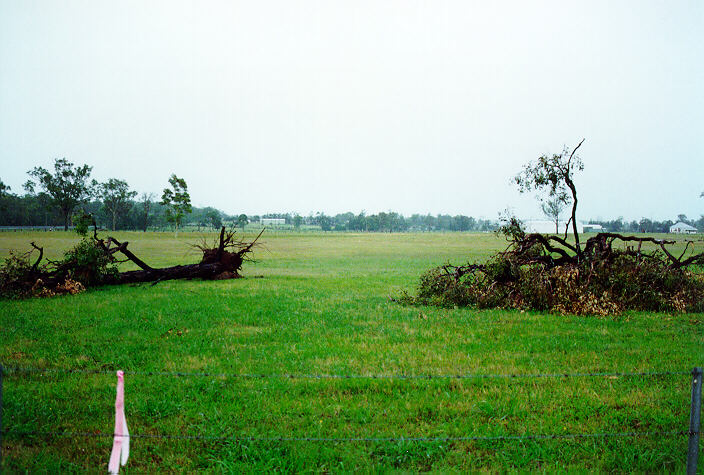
[71,210,93,236]
[0,251,36,299]
[60,238,118,287]
[0,238,118,299]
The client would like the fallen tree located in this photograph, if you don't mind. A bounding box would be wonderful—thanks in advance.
[0,226,263,298]
[398,141,704,315]
[398,221,704,315]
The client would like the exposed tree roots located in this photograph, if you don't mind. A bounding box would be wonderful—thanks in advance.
[0,227,263,298]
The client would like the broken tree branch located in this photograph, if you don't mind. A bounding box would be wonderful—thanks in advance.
[29,242,43,272]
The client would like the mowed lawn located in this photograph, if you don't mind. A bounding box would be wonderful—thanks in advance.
[0,230,702,472]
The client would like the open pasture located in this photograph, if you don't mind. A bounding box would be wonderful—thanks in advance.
[1,231,702,472]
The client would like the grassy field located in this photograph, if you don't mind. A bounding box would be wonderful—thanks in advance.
[1,230,702,472]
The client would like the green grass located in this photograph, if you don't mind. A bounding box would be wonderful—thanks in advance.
[1,231,702,472]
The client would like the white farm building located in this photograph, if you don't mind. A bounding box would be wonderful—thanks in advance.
[669,222,697,234]
[523,221,603,234]
[523,220,585,234]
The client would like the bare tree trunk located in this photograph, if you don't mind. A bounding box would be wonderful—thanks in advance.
[98,227,263,284]
[109,261,241,284]
[564,138,585,257]
[566,178,580,255]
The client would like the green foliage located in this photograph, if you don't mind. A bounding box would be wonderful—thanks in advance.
[318,213,333,231]
[0,244,99,299]
[206,209,223,229]
[515,140,585,248]
[138,192,155,231]
[497,214,525,242]
[0,179,11,212]
[237,214,248,230]
[514,143,583,204]
[98,178,137,230]
[0,250,34,298]
[161,174,192,230]
[71,210,93,236]
[26,158,94,230]
[60,238,118,287]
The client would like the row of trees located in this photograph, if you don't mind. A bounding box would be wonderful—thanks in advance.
[0,160,500,233]
[0,158,701,233]
[261,212,498,232]
[589,216,704,234]
[0,182,500,233]
[0,159,195,232]
[0,188,226,232]
[261,212,704,233]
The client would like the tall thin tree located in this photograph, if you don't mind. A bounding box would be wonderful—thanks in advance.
[99,179,137,231]
[161,174,192,236]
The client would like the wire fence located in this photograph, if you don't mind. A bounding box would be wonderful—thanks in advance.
[1,365,691,380]
[0,365,701,472]
[3,429,690,443]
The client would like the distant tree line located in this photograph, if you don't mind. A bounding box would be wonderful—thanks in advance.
[0,189,229,232]
[0,158,702,233]
[0,181,497,232]
[259,212,498,232]
[586,215,704,233]
[0,159,222,232]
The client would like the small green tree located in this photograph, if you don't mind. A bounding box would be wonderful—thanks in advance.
[99,178,137,231]
[71,209,93,236]
[317,213,332,232]
[161,174,192,235]
[515,139,585,254]
[27,158,95,230]
[541,197,566,234]
[206,209,222,229]
[139,192,155,232]
[237,214,248,231]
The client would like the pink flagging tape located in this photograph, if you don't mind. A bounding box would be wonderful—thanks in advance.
[108,371,129,474]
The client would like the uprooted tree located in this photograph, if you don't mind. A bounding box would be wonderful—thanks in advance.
[0,226,263,299]
[399,140,704,315]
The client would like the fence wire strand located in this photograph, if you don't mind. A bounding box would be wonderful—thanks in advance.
[1,366,690,380]
[2,429,690,443]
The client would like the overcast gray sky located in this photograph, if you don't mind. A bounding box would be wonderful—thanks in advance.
[1,0,702,221]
